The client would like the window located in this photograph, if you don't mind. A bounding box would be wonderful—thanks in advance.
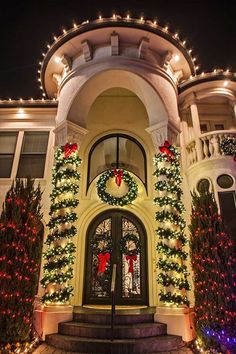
[88,134,146,189]
[200,124,208,134]
[197,178,210,193]
[17,132,49,178]
[0,132,18,178]
[214,124,224,130]
[218,191,236,250]
[217,174,234,189]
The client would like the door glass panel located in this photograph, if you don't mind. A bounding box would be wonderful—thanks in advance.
[90,218,112,298]
[121,217,141,298]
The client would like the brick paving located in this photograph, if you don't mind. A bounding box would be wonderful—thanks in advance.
[33,343,193,354]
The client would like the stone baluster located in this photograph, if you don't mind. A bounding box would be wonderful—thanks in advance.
[192,142,197,163]
[208,135,214,157]
[202,137,209,159]
[212,134,220,156]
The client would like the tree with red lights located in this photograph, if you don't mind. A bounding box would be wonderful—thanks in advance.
[0,178,43,343]
[189,190,236,353]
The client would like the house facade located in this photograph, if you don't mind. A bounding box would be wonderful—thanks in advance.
[0,17,236,343]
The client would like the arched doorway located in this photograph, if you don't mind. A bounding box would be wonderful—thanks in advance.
[83,210,148,306]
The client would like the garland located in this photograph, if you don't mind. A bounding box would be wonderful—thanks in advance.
[120,233,141,256]
[154,141,190,306]
[220,137,236,159]
[97,169,138,206]
[41,143,81,304]
[90,232,113,255]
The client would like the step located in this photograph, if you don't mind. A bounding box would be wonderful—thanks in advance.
[73,311,154,325]
[46,333,183,353]
[59,321,167,339]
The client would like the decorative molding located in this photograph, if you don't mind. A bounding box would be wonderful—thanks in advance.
[138,37,149,59]
[146,122,168,150]
[110,31,119,56]
[54,121,88,147]
[161,50,173,69]
[81,40,93,61]
[52,73,62,88]
[61,54,72,74]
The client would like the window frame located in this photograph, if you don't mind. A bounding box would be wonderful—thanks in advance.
[87,133,147,193]
[0,131,19,178]
[16,131,50,179]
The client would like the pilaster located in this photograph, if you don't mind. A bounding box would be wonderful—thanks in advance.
[54,120,88,147]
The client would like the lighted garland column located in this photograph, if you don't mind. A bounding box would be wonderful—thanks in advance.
[41,143,81,304]
[154,141,190,306]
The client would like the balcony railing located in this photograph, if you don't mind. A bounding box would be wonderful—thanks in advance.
[185,130,236,167]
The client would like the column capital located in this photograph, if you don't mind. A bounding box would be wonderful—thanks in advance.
[54,120,88,147]
[181,92,198,110]
[146,122,167,151]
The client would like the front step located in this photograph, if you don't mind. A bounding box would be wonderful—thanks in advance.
[46,308,183,353]
[59,321,167,339]
[46,333,183,353]
[73,310,155,325]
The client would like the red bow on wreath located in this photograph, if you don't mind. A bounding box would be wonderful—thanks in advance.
[159,141,174,159]
[64,143,78,158]
[113,169,123,187]
[126,255,137,274]
[97,252,110,274]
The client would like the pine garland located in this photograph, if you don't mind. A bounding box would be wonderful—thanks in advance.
[41,143,81,304]
[154,141,190,306]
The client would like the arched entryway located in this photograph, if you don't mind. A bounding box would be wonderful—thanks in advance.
[83,209,148,306]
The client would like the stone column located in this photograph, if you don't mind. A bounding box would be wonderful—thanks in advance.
[189,101,203,162]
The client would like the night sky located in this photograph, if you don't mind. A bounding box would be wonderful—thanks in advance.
[0,0,235,99]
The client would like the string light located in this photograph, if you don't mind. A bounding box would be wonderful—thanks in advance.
[41,144,81,304]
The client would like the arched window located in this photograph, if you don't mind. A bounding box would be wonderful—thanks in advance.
[87,134,147,190]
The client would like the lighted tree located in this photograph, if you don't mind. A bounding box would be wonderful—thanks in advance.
[189,190,236,353]
[154,141,190,306]
[41,143,81,304]
[0,178,43,343]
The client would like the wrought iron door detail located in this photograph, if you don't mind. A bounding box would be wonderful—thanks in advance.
[90,218,112,298]
[84,211,148,305]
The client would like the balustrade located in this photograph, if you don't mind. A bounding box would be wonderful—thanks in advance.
[185,130,236,167]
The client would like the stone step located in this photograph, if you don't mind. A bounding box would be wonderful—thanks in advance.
[59,321,167,339]
[46,333,183,353]
[73,311,154,325]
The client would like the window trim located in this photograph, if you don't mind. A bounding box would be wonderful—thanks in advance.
[16,131,49,179]
[87,133,147,193]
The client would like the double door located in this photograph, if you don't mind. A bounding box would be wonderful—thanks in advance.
[84,210,148,305]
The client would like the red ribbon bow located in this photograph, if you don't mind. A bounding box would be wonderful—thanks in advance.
[64,143,78,158]
[159,141,174,159]
[97,252,110,274]
[113,169,123,187]
[126,255,137,274]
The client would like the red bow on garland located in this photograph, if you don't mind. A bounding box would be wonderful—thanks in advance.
[113,169,123,187]
[159,141,174,159]
[64,143,78,158]
[126,255,137,274]
[97,252,110,274]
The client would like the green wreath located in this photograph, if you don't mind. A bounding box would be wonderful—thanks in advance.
[220,137,236,156]
[120,233,141,256]
[97,169,138,206]
[90,233,112,255]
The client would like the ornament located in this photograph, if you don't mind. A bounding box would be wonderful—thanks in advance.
[97,252,110,274]
[126,255,137,273]
[159,140,175,159]
[113,168,123,186]
[64,143,78,158]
